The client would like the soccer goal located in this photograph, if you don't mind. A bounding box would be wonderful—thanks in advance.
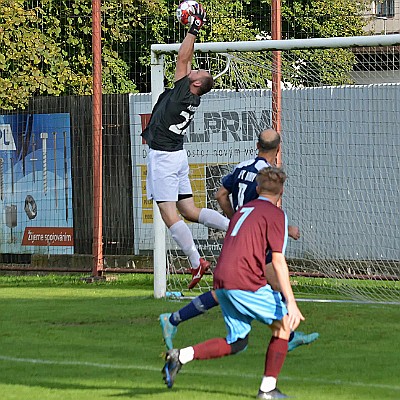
[150,34,400,304]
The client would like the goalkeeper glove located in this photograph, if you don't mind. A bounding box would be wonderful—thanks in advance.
[188,3,206,36]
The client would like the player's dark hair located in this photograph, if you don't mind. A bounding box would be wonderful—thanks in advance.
[256,166,286,195]
[197,74,214,95]
[258,130,281,151]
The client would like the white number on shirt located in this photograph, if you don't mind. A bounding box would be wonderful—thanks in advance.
[230,207,254,237]
[169,110,193,135]
[236,182,247,210]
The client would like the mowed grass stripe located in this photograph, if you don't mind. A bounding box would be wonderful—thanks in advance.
[1,354,399,392]
[1,275,398,400]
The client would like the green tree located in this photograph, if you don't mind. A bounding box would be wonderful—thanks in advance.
[0,0,372,110]
[160,0,260,88]
[0,0,167,109]
[0,0,71,110]
[164,0,370,89]
[281,0,369,39]
[236,0,371,86]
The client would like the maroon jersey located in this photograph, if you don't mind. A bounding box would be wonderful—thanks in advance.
[213,197,288,291]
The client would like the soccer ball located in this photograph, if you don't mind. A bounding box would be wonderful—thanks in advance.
[176,0,200,26]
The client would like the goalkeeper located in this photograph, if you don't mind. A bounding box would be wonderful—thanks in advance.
[160,128,319,352]
[141,3,229,290]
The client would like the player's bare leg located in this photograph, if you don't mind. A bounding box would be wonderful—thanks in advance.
[256,319,290,398]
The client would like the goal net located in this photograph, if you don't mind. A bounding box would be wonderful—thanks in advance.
[149,35,400,304]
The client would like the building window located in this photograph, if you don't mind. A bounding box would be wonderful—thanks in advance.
[376,0,395,17]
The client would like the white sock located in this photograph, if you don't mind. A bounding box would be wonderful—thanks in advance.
[260,376,277,393]
[199,208,229,231]
[169,220,200,268]
[179,346,194,365]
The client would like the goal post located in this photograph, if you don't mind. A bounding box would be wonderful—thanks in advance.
[151,34,400,55]
[150,51,167,299]
[149,34,400,302]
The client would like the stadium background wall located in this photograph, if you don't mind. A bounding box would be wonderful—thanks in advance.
[0,85,399,274]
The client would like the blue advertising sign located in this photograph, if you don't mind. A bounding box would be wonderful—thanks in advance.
[0,113,73,254]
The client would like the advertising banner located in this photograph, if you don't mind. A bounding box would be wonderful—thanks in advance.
[129,90,272,253]
[0,113,73,254]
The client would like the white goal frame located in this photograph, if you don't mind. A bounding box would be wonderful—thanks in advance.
[150,34,400,299]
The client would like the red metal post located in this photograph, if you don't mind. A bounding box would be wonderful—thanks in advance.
[92,0,103,276]
[271,0,282,167]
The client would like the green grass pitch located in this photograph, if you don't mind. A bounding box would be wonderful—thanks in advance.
[0,274,398,400]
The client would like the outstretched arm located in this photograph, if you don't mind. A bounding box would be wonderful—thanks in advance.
[174,3,206,82]
[175,33,196,82]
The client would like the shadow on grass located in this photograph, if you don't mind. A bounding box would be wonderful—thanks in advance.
[110,386,254,399]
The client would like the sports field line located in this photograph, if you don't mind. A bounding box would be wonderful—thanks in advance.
[1,355,399,391]
[181,296,400,305]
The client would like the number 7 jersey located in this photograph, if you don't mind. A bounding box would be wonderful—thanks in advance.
[213,197,288,292]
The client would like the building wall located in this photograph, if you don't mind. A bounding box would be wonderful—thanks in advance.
[364,1,400,34]
[352,1,400,84]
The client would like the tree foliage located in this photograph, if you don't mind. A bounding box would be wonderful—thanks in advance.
[281,0,369,39]
[235,0,370,87]
[0,0,370,109]
[0,0,166,109]
[279,0,370,86]
[0,1,71,110]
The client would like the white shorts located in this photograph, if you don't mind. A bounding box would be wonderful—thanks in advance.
[146,149,192,202]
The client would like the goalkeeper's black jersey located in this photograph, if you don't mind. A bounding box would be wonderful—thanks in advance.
[141,76,200,152]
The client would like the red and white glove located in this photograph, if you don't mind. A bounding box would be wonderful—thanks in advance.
[188,3,206,36]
